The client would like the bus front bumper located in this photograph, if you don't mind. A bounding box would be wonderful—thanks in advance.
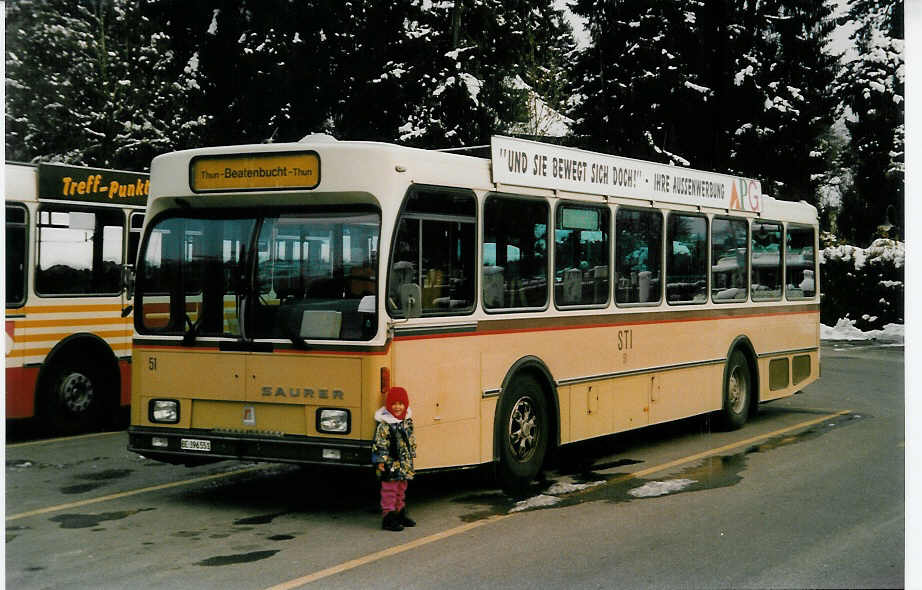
[128,427,372,467]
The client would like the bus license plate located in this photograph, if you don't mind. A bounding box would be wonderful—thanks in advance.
[180,438,211,452]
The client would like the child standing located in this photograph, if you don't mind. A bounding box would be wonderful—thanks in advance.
[372,386,417,531]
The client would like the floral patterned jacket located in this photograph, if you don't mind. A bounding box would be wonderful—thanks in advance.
[371,406,417,481]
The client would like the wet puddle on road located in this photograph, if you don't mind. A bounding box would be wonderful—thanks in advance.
[48,507,156,529]
[233,511,289,525]
[455,413,865,521]
[60,468,134,495]
[196,550,280,566]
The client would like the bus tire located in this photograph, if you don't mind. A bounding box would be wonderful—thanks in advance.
[41,360,107,435]
[497,374,549,495]
[719,350,752,430]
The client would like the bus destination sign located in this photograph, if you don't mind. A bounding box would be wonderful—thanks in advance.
[37,163,149,207]
[189,151,320,193]
[491,135,761,212]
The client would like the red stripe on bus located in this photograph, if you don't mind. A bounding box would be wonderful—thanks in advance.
[6,366,40,419]
[119,358,132,406]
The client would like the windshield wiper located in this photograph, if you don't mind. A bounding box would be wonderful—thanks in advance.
[182,313,199,346]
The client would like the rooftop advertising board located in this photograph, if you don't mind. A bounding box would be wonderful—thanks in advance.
[490,136,761,212]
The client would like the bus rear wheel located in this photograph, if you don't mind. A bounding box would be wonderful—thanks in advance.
[497,375,548,495]
[41,361,107,435]
[719,350,752,430]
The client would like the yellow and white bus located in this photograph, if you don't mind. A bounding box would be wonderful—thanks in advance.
[5,162,148,434]
[127,135,819,491]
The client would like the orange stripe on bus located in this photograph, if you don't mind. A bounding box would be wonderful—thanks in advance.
[18,303,125,314]
[16,329,130,343]
[16,317,132,328]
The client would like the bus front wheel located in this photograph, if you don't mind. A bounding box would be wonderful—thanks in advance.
[497,375,548,495]
[41,361,107,435]
[719,350,752,430]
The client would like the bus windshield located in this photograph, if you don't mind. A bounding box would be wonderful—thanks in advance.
[137,208,380,342]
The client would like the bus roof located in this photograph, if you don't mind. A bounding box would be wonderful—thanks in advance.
[147,136,816,224]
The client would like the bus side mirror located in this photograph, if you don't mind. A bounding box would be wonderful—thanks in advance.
[399,284,421,318]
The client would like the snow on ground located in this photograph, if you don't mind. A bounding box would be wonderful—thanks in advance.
[510,494,561,512]
[821,318,904,343]
[628,479,697,498]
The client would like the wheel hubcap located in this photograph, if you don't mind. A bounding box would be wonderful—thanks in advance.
[728,367,746,414]
[59,372,94,414]
[508,397,538,462]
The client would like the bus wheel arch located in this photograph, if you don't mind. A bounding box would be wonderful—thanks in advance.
[719,337,759,429]
[493,356,559,495]
[36,334,120,434]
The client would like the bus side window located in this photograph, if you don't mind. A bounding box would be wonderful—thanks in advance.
[711,217,749,303]
[36,206,124,296]
[554,204,610,307]
[5,204,28,307]
[615,208,662,305]
[388,187,476,317]
[666,213,708,304]
[785,225,816,299]
[483,195,548,310]
[751,221,783,300]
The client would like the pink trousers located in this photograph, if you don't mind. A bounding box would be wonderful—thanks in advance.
[380,480,408,513]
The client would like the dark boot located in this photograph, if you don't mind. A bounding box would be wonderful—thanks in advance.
[382,511,404,532]
[397,508,416,527]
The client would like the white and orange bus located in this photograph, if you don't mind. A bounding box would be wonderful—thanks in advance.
[127,135,819,491]
[5,162,148,434]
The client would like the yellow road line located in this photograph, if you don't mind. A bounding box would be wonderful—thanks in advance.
[264,515,511,590]
[6,466,265,521]
[265,409,852,589]
[7,430,123,449]
[570,409,853,494]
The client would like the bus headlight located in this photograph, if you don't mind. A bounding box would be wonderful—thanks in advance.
[150,399,180,424]
[317,409,350,434]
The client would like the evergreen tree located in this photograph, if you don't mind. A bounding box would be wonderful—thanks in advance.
[5,0,206,170]
[729,1,840,205]
[834,0,904,244]
[168,1,339,145]
[567,0,839,208]
[567,0,707,163]
[323,0,428,141]
[396,0,573,148]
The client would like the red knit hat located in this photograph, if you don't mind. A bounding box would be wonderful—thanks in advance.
[386,387,410,420]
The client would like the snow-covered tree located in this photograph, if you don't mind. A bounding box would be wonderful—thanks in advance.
[166,2,339,145]
[566,0,705,163]
[566,0,839,208]
[6,0,207,170]
[729,1,840,206]
[395,0,573,148]
[834,0,904,245]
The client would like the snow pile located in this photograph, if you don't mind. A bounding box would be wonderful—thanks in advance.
[628,479,696,498]
[509,494,561,513]
[821,318,904,343]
